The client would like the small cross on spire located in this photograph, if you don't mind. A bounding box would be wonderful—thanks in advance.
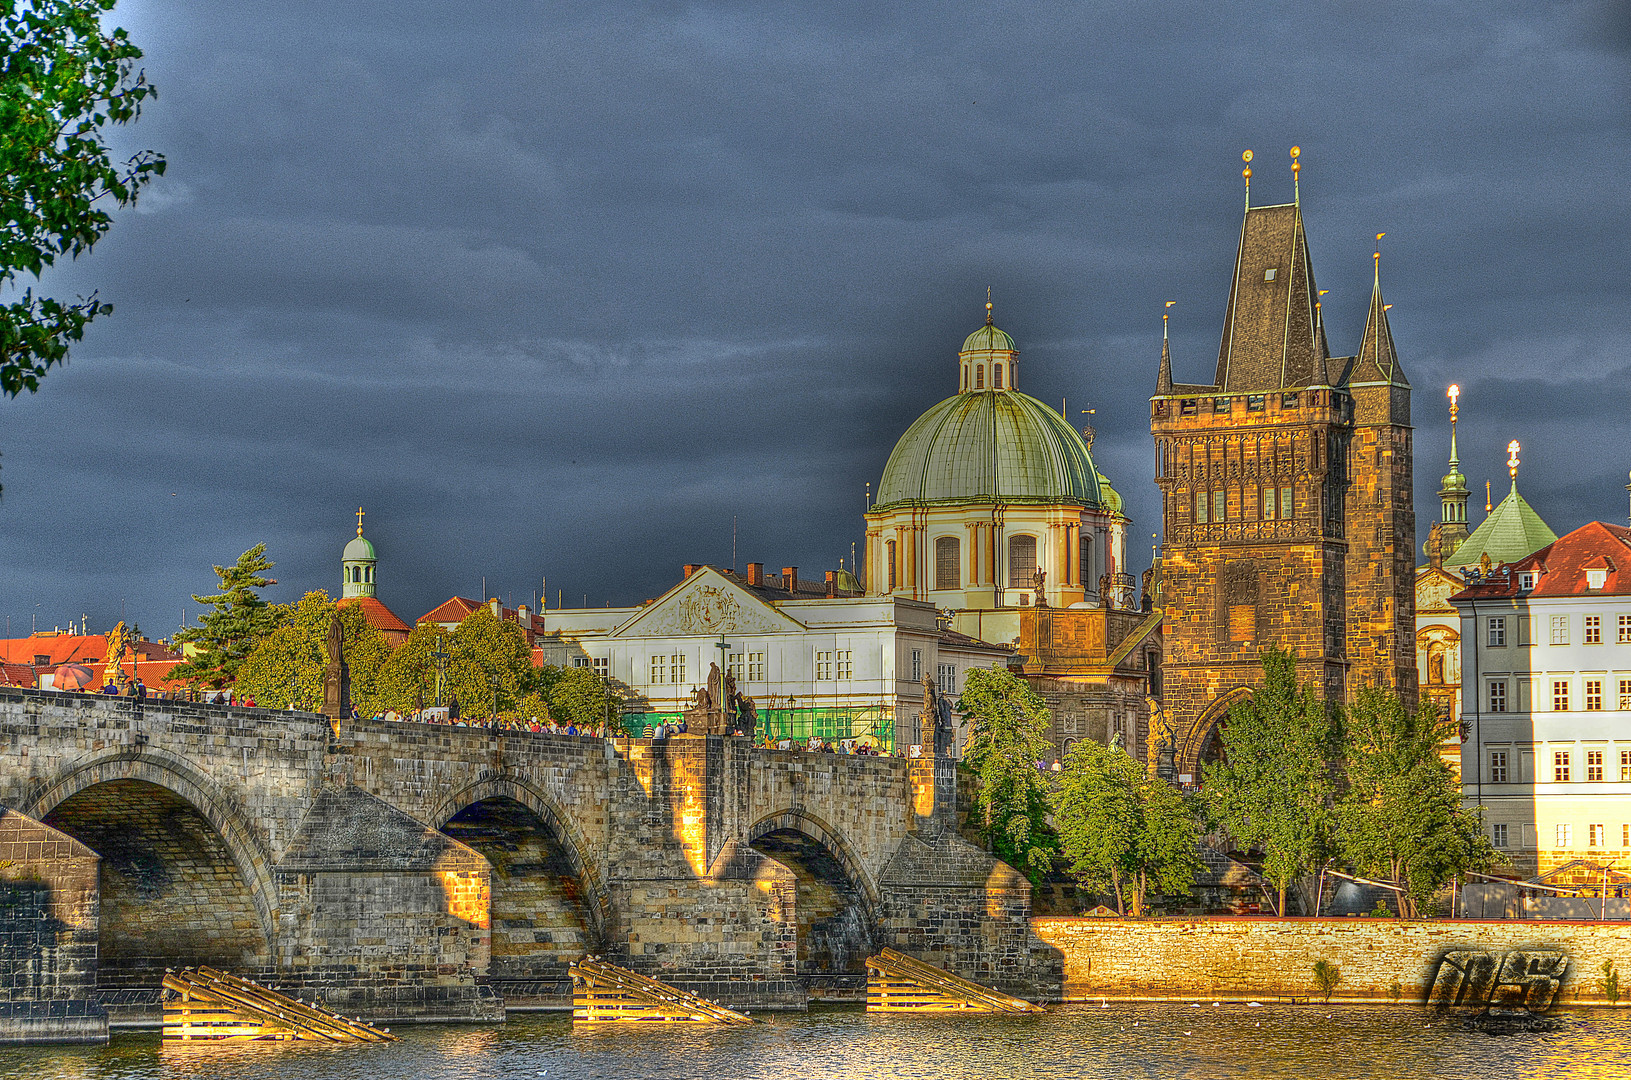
[355,506,366,536]
[1507,440,1521,480]
[985,286,993,325]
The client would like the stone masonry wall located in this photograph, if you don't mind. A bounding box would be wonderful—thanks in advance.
[0,808,106,1043]
[1033,917,1631,1004]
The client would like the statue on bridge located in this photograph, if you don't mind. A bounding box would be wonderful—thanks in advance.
[321,611,351,722]
[921,675,954,758]
[684,662,758,737]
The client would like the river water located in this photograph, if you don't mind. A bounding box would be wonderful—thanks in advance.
[3,1004,1630,1080]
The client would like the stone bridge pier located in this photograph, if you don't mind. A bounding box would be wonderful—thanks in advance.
[0,689,1060,1042]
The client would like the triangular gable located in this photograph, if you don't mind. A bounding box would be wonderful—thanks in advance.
[609,566,806,638]
[1415,565,1465,613]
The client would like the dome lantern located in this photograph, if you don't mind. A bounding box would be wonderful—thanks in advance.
[958,301,1018,393]
[342,507,377,599]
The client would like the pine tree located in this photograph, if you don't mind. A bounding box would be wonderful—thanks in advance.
[170,544,278,689]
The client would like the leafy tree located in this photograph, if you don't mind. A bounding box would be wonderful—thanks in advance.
[2,0,164,399]
[171,544,278,689]
[1337,688,1499,918]
[1312,959,1341,1003]
[373,608,533,718]
[1056,738,1205,915]
[546,666,611,730]
[957,667,1058,885]
[1204,649,1342,916]
[235,591,390,712]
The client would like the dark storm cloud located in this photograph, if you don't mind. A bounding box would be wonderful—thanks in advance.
[4,0,1630,633]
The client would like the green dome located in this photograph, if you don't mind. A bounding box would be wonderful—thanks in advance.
[875,391,1102,509]
[961,323,1016,353]
[1097,472,1124,516]
[344,534,376,562]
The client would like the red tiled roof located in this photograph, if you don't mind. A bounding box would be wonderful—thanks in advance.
[1451,522,1631,601]
[0,663,35,687]
[420,596,483,625]
[338,595,412,634]
[0,633,180,668]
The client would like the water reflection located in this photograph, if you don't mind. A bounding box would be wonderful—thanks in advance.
[3,1005,1631,1080]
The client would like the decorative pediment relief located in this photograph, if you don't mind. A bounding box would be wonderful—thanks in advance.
[611,570,804,638]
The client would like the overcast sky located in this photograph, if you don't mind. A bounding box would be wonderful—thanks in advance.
[3,0,1630,637]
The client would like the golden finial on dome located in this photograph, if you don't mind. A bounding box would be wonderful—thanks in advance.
[355,506,365,536]
[1508,440,1521,480]
[1290,146,1301,202]
[985,285,993,325]
[1242,149,1252,206]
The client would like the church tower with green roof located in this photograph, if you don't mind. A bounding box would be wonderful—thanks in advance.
[1443,442,1557,571]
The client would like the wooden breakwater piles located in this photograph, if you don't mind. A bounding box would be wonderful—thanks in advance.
[865,948,1045,1014]
[161,968,396,1042]
[570,959,754,1023]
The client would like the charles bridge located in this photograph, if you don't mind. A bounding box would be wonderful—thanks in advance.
[0,687,1060,1041]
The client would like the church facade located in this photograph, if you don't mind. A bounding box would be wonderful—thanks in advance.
[1151,173,1416,776]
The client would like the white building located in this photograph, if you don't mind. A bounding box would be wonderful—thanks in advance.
[1453,520,1631,879]
[532,564,1011,753]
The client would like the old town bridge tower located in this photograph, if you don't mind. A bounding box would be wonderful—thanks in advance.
[1150,153,1416,775]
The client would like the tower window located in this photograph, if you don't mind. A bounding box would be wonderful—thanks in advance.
[1261,486,1276,521]
[886,540,897,591]
[1280,486,1293,518]
[1195,494,1207,524]
[935,536,961,591]
[1213,397,1230,414]
[1213,490,1226,522]
[994,364,1003,389]
[1008,535,1037,588]
[975,367,984,389]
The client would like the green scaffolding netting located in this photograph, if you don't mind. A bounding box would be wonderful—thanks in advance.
[619,705,896,751]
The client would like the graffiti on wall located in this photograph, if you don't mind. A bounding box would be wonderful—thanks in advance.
[1427,947,1569,1014]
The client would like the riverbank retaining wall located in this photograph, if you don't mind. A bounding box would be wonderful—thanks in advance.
[1031,916,1631,1005]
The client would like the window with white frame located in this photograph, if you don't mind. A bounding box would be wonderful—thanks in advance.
[1622,679,1631,711]
[1586,615,1603,644]
[1489,680,1507,713]
[1557,823,1572,848]
[836,650,853,680]
[1493,823,1509,848]
[1551,615,1570,644]
[592,657,608,677]
[1587,680,1604,711]
[937,663,956,695]
[911,649,922,682]
[1589,749,1605,780]
[1554,750,1572,782]
[650,655,668,684]
[1488,616,1507,647]
[1520,572,1536,591]
[727,652,744,681]
[1591,824,1606,848]
[815,651,833,680]
[1489,750,1508,783]
[1623,750,1631,782]
[1588,569,1609,590]
[1553,679,1570,712]
[673,653,686,684]
[572,656,590,668]
[1621,614,1631,643]
[747,652,766,681]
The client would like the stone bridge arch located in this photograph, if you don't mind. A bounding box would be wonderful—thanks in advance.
[433,776,611,1003]
[740,808,880,992]
[25,748,279,995]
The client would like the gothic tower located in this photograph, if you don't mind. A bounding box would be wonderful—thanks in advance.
[1150,156,1415,774]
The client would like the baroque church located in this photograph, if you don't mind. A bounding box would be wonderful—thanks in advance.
[1151,153,1417,778]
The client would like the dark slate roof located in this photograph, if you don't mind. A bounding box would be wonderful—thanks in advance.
[1347,268,1410,390]
[1214,203,1329,392]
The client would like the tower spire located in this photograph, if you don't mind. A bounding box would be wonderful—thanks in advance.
[1437,384,1470,557]
[1290,145,1300,205]
[1157,301,1175,393]
[1242,149,1253,209]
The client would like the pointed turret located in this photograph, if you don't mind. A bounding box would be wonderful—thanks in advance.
[1437,385,1471,559]
[1157,307,1174,393]
[1213,202,1324,391]
[1347,253,1411,426]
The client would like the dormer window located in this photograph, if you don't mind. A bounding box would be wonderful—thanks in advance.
[1587,568,1608,590]
[1520,571,1536,591]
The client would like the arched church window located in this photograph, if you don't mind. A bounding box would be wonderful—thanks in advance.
[886,540,897,591]
[975,367,984,389]
[1008,534,1037,588]
[994,364,1003,389]
[963,365,969,391]
[935,536,960,590]
[366,566,373,583]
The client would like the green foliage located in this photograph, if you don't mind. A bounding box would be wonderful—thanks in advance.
[235,592,390,712]
[170,545,278,689]
[957,667,1058,885]
[1336,688,1501,919]
[373,608,533,717]
[545,666,612,730]
[1604,959,1620,1006]
[1203,649,1342,915]
[1312,959,1341,1003]
[1056,738,1205,915]
[1388,978,1403,1003]
[1,0,164,399]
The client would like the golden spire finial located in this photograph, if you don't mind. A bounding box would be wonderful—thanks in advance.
[1163,299,1176,336]
[1242,149,1253,207]
[355,506,365,536]
[1508,439,1521,481]
[985,286,993,325]
[1485,480,1492,513]
[1290,146,1301,203]
[1447,385,1461,469]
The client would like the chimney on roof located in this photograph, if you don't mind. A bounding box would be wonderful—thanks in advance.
[782,567,799,595]
[490,598,500,617]
[825,571,837,598]
[683,564,699,578]
[746,562,764,586]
